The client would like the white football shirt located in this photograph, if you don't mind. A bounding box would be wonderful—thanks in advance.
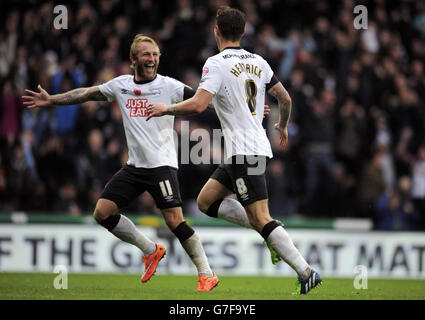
[99,74,188,169]
[198,47,274,160]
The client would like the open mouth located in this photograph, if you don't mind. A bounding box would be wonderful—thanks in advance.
[145,63,155,72]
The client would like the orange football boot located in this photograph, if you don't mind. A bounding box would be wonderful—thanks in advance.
[141,243,166,283]
[196,272,219,291]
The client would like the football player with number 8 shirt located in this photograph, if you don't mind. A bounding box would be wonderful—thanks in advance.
[147,7,322,295]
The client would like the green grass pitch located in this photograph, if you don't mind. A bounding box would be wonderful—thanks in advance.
[0,273,424,300]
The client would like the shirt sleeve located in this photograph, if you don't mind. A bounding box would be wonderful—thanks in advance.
[262,57,274,85]
[266,74,279,91]
[183,87,196,100]
[98,78,117,102]
[166,77,191,104]
[197,58,222,95]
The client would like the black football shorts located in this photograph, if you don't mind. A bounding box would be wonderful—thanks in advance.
[210,155,269,207]
[100,164,183,210]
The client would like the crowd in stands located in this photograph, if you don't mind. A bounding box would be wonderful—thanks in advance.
[1,0,424,230]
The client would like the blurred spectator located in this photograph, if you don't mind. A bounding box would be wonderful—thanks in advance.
[266,159,297,217]
[358,150,386,218]
[326,162,358,217]
[287,68,311,126]
[411,144,425,228]
[20,130,38,180]
[51,57,84,148]
[6,142,33,210]
[336,97,366,175]
[0,11,18,78]
[395,126,417,177]
[375,176,420,230]
[77,128,110,191]
[36,135,76,208]
[0,80,22,143]
[26,179,49,212]
[74,100,110,143]
[373,115,396,191]
[0,154,8,210]
[52,181,82,216]
[300,89,336,215]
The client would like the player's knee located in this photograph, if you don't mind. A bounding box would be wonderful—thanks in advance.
[162,208,184,230]
[164,215,183,230]
[93,200,118,223]
[199,198,224,218]
[197,195,210,214]
[93,208,109,224]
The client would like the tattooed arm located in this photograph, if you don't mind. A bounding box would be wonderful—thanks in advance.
[50,86,107,105]
[267,81,292,149]
[268,82,292,129]
[22,84,107,109]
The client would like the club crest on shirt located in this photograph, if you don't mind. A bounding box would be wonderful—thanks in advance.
[125,98,149,117]
[120,88,161,96]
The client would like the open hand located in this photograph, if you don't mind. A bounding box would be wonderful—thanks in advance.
[146,103,168,121]
[22,84,51,108]
[274,123,289,150]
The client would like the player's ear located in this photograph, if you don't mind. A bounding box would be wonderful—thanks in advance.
[130,54,136,67]
[214,25,220,37]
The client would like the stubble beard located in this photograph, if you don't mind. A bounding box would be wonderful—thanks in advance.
[135,62,157,81]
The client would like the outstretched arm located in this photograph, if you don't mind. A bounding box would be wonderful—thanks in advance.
[22,84,106,109]
[267,81,292,149]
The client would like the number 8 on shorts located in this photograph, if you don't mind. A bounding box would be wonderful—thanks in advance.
[236,178,248,195]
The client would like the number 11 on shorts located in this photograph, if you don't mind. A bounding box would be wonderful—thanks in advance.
[159,180,173,197]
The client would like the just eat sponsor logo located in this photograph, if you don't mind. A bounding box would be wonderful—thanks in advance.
[125,98,149,117]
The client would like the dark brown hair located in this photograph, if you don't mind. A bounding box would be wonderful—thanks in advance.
[216,6,246,41]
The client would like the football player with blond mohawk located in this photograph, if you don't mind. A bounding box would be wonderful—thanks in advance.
[22,34,219,291]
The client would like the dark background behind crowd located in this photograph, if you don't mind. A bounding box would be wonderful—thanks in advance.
[1,0,425,230]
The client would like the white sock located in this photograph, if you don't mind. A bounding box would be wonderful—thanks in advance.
[181,233,213,277]
[110,215,156,256]
[267,226,310,278]
[218,198,252,229]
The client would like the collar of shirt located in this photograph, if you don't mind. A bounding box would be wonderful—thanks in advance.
[222,46,242,51]
[133,75,157,85]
